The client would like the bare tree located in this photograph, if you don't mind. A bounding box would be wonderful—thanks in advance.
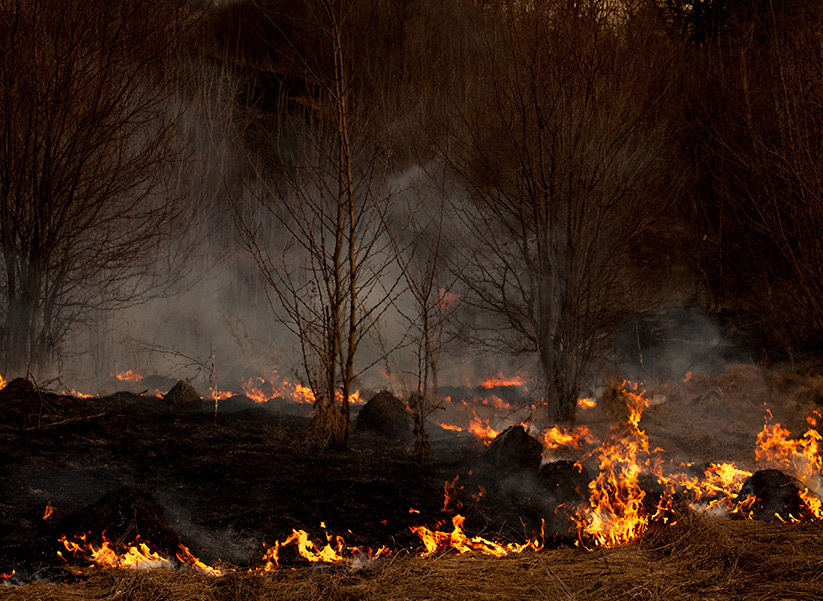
[388,169,460,466]
[237,0,398,448]
[0,0,192,376]
[445,0,675,423]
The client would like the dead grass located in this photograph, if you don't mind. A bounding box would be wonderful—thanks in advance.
[4,518,823,601]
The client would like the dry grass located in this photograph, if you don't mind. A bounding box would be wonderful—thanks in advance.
[4,517,823,601]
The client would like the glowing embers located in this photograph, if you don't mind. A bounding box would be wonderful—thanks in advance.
[114,370,143,382]
[57,532,224,575]
[261,524,388,569]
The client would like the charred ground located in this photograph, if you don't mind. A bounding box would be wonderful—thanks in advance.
[0,379,560,579]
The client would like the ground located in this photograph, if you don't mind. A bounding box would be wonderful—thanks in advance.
[1,363,822,599]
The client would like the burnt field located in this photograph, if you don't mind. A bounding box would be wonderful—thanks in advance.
[2,366,823,600]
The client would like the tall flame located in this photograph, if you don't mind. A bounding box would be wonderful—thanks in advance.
[572,383,673,549]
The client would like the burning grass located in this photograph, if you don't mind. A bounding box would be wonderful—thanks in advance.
[4,367,823,596]
[3,518,823,601]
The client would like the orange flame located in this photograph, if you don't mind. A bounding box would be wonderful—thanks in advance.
[438,422,464,432]
[542,425,597,450]
[58,532,223,575]
[572,383,673,549]
[660,462,753,514]
[43,502,53,520]
[467,412,500,445]
[410,514,543,557]
[0,373,6,390]
[478,372,530,389]
[59,533,170,569]
[241,376,363,406]
[262,525,388,569]
[115,370,143,382]
[577,397,597,410]
[754,410,823,518]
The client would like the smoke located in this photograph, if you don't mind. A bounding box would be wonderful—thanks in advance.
[613,301,753,387]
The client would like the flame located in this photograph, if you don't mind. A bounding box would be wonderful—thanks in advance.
[577,397,597,410]
[478,372,530,389]
[1,570,15,579]
[43,502,53,520]
[410,514,543,557]
[262,525,388,568]
[542,425,596,450]
[176,543,225,576]
[754,410,823,518]
[241,376,362,406]
[467,412,500,445]
[59,533,170,569]
[115,370,143,382]
[208,388,235,401]
[67,388,95,398]
[572,383,673,549]
[442,476,463,512]
[58,533,223,575]
[479,395,512,409]
[438,422,464,432]
[660,462,753,514]
[0,373,6,390]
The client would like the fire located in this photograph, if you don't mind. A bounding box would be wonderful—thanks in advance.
[59,533,170,570]
[1,570,15,580]
[478,372,530,389]
[58,533,223,575]
[442,475,463,512]
[542,425,596,450]
[176,543,225,576]
[115,370,143,382]
[438,422,464,432]
[208,388,235,401]
[661,462,753,514]
[43,502,53,520]
[241,376,363,406]
[261,525,388,569]
[67,388,95,398]
[467,412,500,445]
[479,395,512,409]
[577,397,597,410]
[754,410,823,518]
[410,514,543,557]
[0,373,6,390]
[572,383,673,549]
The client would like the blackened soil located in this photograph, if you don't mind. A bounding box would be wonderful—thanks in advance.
[0,384,568,577]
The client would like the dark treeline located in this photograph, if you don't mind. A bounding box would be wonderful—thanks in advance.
[2,0,822,445]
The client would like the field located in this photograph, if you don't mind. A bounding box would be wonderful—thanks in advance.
[2,364,823,600]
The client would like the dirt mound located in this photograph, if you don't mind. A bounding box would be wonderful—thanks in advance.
[58,488,183,556]
[734,469,815,522]
[164,380,202,410]
[353,391,412,442]
[479,425,543,472]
